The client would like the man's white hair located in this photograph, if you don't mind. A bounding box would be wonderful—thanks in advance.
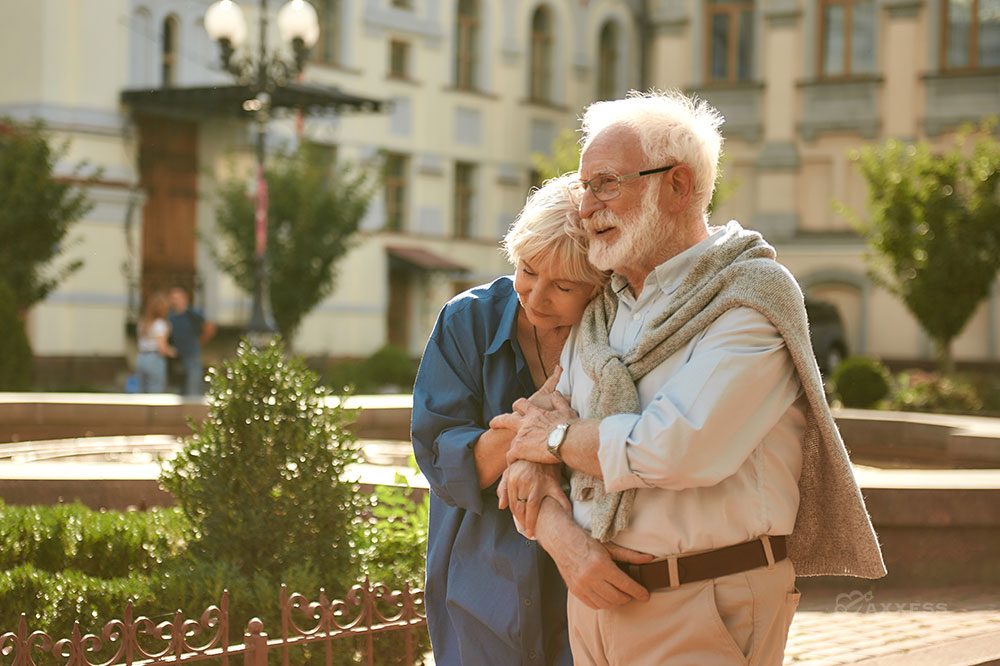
[580,89,725,215]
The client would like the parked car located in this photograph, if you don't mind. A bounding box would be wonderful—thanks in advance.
[805,299,849,377]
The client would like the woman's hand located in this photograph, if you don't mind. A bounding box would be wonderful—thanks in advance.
[498,460,570,538]
[525,366,562,410]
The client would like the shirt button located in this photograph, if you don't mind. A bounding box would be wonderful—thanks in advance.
[632,313,641,321]
[528,651,537,659]
[523,598,532,606]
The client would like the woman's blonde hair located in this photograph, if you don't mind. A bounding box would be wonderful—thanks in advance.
[501,173,609,291]
[140,291,170,336]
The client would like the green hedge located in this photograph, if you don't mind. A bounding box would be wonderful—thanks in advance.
[0,502,186,578]
[0,564,158,643]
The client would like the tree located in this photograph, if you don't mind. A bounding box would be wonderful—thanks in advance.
[531,128,739,214]
[0,280,32,390]
[211,142,375,342]
[0,118,95,310]
[159,338,366,582]
[836,120,1000,373]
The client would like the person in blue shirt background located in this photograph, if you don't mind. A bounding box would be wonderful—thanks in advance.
[167,286,216,397]
[412,174,634,665]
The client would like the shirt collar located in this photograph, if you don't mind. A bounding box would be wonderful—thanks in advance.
[485,278,522,356]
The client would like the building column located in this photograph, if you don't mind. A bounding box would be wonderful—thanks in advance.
[753,0,802,241]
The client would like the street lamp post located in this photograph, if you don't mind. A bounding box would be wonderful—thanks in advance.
[204,0,319,346]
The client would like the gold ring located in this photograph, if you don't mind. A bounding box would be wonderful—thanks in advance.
[516,498,528,502]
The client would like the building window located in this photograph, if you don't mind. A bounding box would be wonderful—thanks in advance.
[384,153,408,232]
[819,0,876,77]
[943,0,1000,70]
[597,21,620,99]
[161,16,178,87]
[315,0,341,64]
[454,162,476,238]
[707,0,754,83]
[389,39,411,79]
[455,0,480,89]
[529,6,553,103]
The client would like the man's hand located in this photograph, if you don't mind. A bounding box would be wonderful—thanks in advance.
[498,460,570,538]
[490,391,578,465]
[534,500,652,610]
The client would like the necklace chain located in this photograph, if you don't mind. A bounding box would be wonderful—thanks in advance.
[532,324,548,380]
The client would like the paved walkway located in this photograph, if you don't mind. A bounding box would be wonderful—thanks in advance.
[785,586,1000,665]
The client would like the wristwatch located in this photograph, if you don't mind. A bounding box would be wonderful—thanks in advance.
[546,422,572,461]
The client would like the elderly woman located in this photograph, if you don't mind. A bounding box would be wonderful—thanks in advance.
[411,175,608,665]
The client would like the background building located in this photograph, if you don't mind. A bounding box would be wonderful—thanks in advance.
[0,0,996,389]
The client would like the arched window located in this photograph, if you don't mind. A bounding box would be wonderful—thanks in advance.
[161,15,179,87]
[529,6,553,103]
[455,0,480,89]
[597,21,619,100]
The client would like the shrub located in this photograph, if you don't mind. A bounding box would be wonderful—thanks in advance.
[0,281,31,390]
[0,502,186,578]
[890,371,983,414]
[355,462,430,665]
[360,345,417,392]
[0,564,159,663]
[159,338,367,587]
[321,345,417,394]
[832,356,891,408]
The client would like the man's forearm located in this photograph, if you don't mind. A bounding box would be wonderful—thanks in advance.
[534,495,588,558]
[559,419,604,478]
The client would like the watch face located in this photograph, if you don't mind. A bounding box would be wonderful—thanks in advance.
[547,423,567,452]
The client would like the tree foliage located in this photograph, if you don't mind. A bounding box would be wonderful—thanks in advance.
[531,127,740,214]
[0,281,32,390]
[836,120,1000,372]
[0,118,95,309]
[159,338,366,583]
[211,142,374,341]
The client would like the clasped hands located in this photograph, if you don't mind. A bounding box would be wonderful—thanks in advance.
[491,367,576,537]
[489,368,652,608]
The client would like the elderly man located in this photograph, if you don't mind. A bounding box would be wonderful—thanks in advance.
[495,91,885,665]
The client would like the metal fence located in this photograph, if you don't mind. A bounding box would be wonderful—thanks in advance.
[1,578,427,666]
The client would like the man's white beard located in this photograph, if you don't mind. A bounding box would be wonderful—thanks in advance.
[587,185,665,274]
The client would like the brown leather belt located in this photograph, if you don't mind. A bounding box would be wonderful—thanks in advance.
[617,536,787,590]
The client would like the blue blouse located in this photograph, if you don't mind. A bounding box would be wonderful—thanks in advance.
[411,277,572,666]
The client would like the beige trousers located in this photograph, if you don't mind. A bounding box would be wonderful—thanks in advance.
[567,558,799,666]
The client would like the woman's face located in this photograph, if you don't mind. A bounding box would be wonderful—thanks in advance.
[514,255,595,330]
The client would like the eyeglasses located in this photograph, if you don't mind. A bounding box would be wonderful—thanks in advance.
[577,164,677,202]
